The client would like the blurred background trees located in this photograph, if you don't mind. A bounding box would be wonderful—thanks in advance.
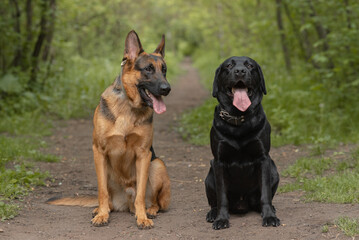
[0,0,358,144]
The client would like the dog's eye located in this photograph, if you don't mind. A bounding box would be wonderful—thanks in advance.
[226,63,233,69]
[144,65,154,73]
[162,65,167,77]
[246,63,253,69]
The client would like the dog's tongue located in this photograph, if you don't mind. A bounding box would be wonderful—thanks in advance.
[148,92,166,114]
[233,88,251,112]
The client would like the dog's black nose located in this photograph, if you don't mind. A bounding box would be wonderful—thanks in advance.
[234,68,246,77]
[159,83,171,96]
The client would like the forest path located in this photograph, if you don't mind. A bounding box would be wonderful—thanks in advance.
[0,58,357,240]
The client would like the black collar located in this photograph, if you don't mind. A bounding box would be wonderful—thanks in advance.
[219,108,246,126]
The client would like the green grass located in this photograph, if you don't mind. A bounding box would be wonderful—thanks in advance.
[0,201,18,221]
[179,98,216,145]
[0,135,57,220]
[322,224,330,233]
[281,157,335,178]
[279,148,359,203]
[0,164,50,199]
[335,217,359,237]
[0,136,60,164]
[0,111,52,136]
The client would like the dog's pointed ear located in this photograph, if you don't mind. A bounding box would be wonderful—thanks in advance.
[212,67,221,98]
[154,34,165,57]
[257,64,267,95]
[124,30,144,61]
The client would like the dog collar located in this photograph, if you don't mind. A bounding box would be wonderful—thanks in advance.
[219,108,246,126]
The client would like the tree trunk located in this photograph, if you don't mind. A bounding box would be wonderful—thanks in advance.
[343,0,351,29]
[20,0,33,70]
[307,0,329,51]
[307,0,334,69]
[343,0,352,53]
[283,3,306,59]
[275,0,291,72]
[42,0,56,61]
[283,2,320,69]
[29,0,48,90]
[300,11,315,62]
[10,0,22,68]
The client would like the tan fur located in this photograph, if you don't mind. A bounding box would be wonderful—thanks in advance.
[48,31,171,229]
[91,75,171,228]
[47,196,98,207]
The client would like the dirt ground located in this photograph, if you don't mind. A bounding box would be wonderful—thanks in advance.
[1,58,358,240]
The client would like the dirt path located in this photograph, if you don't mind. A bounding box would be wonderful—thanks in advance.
[1,58,358,240]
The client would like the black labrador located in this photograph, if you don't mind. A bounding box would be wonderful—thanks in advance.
[205,56,280,230]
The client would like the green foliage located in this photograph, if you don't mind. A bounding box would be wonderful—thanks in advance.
[0,73,23,94]
[0,135,56,220]
[0,164,49,199]
[0,163,49,220]
[0,136,59,164]
[335,217,359,237]
[0,0,181,126]
[279,148,359,203]
[2,0,357,146]
[178,0,359,146]
[179,98,216,145]
[321,224,329,233]
[281,157,334,178]
[0,112,52,136]
[0,201,19,221]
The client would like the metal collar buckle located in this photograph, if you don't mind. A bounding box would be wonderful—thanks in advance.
[219,109,245,126]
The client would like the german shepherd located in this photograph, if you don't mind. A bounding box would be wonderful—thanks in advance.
[47,30,171,229]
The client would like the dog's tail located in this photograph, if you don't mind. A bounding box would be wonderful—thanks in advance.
[46,195,98,207]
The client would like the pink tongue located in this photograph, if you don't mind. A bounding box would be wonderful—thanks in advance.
[233,88,251,112]
[148,92,166,114]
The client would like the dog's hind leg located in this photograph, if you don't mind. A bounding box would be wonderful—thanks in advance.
[146,158,171,218]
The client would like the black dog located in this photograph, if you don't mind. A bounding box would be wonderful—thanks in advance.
[205,56,280,230]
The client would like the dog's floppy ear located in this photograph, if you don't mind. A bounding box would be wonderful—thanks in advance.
[257,64,267,95]
[212,66,221,98]
[154,34,165,57]
[124,30,144,61]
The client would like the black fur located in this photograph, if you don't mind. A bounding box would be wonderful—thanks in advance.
[100,97,116,122]
[150,146,156,161]
[205,56,280,230]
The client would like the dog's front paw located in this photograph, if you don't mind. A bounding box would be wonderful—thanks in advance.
[262,216,280,227]
[137,217,154,229]
[91,213,109,227]
[206,208,217,223]
[212,218,229,230]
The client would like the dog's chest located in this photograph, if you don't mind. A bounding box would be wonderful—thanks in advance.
[225,154,262,191]
[105,132,141,181]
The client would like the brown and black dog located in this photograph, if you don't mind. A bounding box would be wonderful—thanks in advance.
[47,30,171,229]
